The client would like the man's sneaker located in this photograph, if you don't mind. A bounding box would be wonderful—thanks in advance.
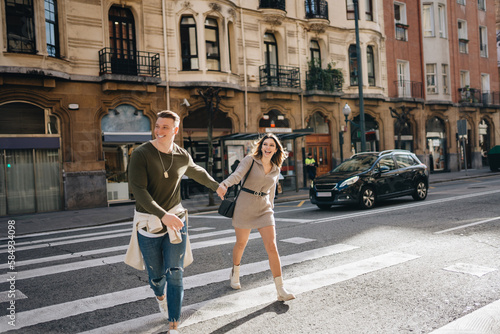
[156,297,168,318]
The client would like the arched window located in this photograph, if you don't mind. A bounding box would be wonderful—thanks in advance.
[367,45,375,86]
[259,109,289,129]
[310,40,321,67]
[109,6,137,75]
[307,112,329,134]
[263,33,279,86]
[180,16,199,70]
[348,45,358,86]
[205,18,220,71]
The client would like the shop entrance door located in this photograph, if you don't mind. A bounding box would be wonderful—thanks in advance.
[306,134,332,177]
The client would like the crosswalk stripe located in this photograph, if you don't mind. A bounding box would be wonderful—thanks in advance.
[429,299,500,333]
[0,244,358,332]
[0,229,236,270]
[78,251,417,334]
[0,233,261,281]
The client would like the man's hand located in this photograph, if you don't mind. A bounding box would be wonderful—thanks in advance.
[161,213,184,231]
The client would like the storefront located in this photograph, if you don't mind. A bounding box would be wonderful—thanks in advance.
[426,116,447,172]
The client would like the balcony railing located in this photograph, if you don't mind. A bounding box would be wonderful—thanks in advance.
[306,69,342,92]
[99,48,160,77]
[481,91,500,105]
[305,0,329,20]
[259,0,286,11]
[394,80,423,99]
[458,87,481,103]
[259,64,300,88]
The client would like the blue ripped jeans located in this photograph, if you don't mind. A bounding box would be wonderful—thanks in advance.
[137,225,187,322]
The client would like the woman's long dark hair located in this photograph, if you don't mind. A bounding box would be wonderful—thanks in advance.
[251,133,287,168]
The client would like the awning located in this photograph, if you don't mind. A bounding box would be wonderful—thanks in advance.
[0,137,60,149]
[102,132,152,143]
[216,132,311,142]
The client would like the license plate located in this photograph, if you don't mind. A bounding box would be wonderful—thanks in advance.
[316,192,331,197]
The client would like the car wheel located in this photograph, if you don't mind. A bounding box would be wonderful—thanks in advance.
[412,180,428,201]
[359,187,375,209]
[317,204,331,210]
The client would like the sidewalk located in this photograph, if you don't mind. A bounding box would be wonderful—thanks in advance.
[3,167,499,237]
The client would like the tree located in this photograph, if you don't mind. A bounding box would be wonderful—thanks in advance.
[197,87,222,206]
[390,105,415,149]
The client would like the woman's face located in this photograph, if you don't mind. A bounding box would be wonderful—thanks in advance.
[261,138,278,158]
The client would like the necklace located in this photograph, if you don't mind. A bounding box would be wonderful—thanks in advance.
[155,144,173,178]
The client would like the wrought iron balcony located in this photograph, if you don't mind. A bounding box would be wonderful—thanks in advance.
[259,64,300,88]
[259,0,286,11]
[306,69,342,92]
[458,87,481,104]
[394,80,423,99]
[99,48,160,77]
[305,0,329,20]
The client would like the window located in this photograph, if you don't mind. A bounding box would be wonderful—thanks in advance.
[205,18,220,71]
[481,74,490,103]
[478,0,485,10]
[426,64,437,94]
[310,40,321,66]
[438,4,446,38]
[367,46,375,86]
[5,0,36,53]
[45,0,59,57]
[479,26,487,57]
[108,6,137,75]
[365,0,373,21]
[180,16,199,70]
[346,0,356,20]
[396,154,417,168]
[441,64,449,95]
[263,33,279,86]
[423,4,434,37]
[460,70,470,88]
[458,20,468,53]
[457,0,465,5]
[348,44,358,86]
[397,60,411,97]
[379,156,396,170]
[394,2,408,41]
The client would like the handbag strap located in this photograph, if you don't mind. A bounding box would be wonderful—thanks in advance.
[231,159,254,201]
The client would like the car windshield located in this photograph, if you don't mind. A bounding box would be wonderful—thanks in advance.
[332,155,378,172]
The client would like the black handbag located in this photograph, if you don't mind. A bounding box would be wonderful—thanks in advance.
[218,160,254,218]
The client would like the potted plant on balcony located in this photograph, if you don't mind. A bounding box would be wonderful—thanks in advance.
[306,59,343,92]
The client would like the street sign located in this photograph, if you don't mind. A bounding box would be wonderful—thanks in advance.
[457,119,467,136]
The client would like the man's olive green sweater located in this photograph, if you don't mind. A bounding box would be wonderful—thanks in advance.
[128,142,219,219]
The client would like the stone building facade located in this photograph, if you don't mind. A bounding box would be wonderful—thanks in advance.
[0,0,498,215]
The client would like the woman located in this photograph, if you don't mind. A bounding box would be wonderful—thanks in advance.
[216,133,295,301]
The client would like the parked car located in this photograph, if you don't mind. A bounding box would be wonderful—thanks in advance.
[309,150,429,210]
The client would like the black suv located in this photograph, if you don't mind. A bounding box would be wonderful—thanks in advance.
[310,150,429,209]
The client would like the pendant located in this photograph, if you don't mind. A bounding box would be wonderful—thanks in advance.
[164,171,169,178]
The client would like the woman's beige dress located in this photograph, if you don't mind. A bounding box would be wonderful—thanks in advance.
[222,155,279,229]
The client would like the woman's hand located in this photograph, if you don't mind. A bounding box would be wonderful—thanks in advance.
[161,213,184,231]
[216,183,227,199]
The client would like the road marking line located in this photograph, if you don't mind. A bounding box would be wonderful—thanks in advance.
[78,251,417,334]
[0,290,27,303]
[0,221,133,242]
[443,263,497,277]
[297,200,305,207]
[275,218,313,223]
[1,244,358,332]
[280,237,315,244]
[429,299,500,334]
[0,233,261,281]
[434,216,500,234]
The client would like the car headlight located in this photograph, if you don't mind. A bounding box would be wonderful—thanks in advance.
[338,176,359,189]
[310,180,314,188]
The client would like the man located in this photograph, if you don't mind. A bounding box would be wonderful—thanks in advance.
[124,110,221,333]
[305,153,317,182]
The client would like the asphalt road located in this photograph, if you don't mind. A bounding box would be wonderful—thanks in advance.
[1,175,499,333]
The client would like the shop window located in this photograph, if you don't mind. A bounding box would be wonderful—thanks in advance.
[426,117,446,172]
[259,110,289,129]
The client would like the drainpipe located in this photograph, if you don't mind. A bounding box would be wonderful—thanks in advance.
[240,8,248,131]
[297,22,304,129]
[162,0,170,110]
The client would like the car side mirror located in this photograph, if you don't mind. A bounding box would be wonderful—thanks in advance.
[379,166,390,173]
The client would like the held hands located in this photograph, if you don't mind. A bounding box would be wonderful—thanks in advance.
[216,183,227,199]
[161,213,184,231]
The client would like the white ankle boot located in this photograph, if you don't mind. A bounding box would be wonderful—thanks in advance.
[274,276,295,301]
[230,265,241,290]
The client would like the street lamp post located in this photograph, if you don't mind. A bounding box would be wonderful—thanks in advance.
[353,0,367,152]
[341,103,352,162]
